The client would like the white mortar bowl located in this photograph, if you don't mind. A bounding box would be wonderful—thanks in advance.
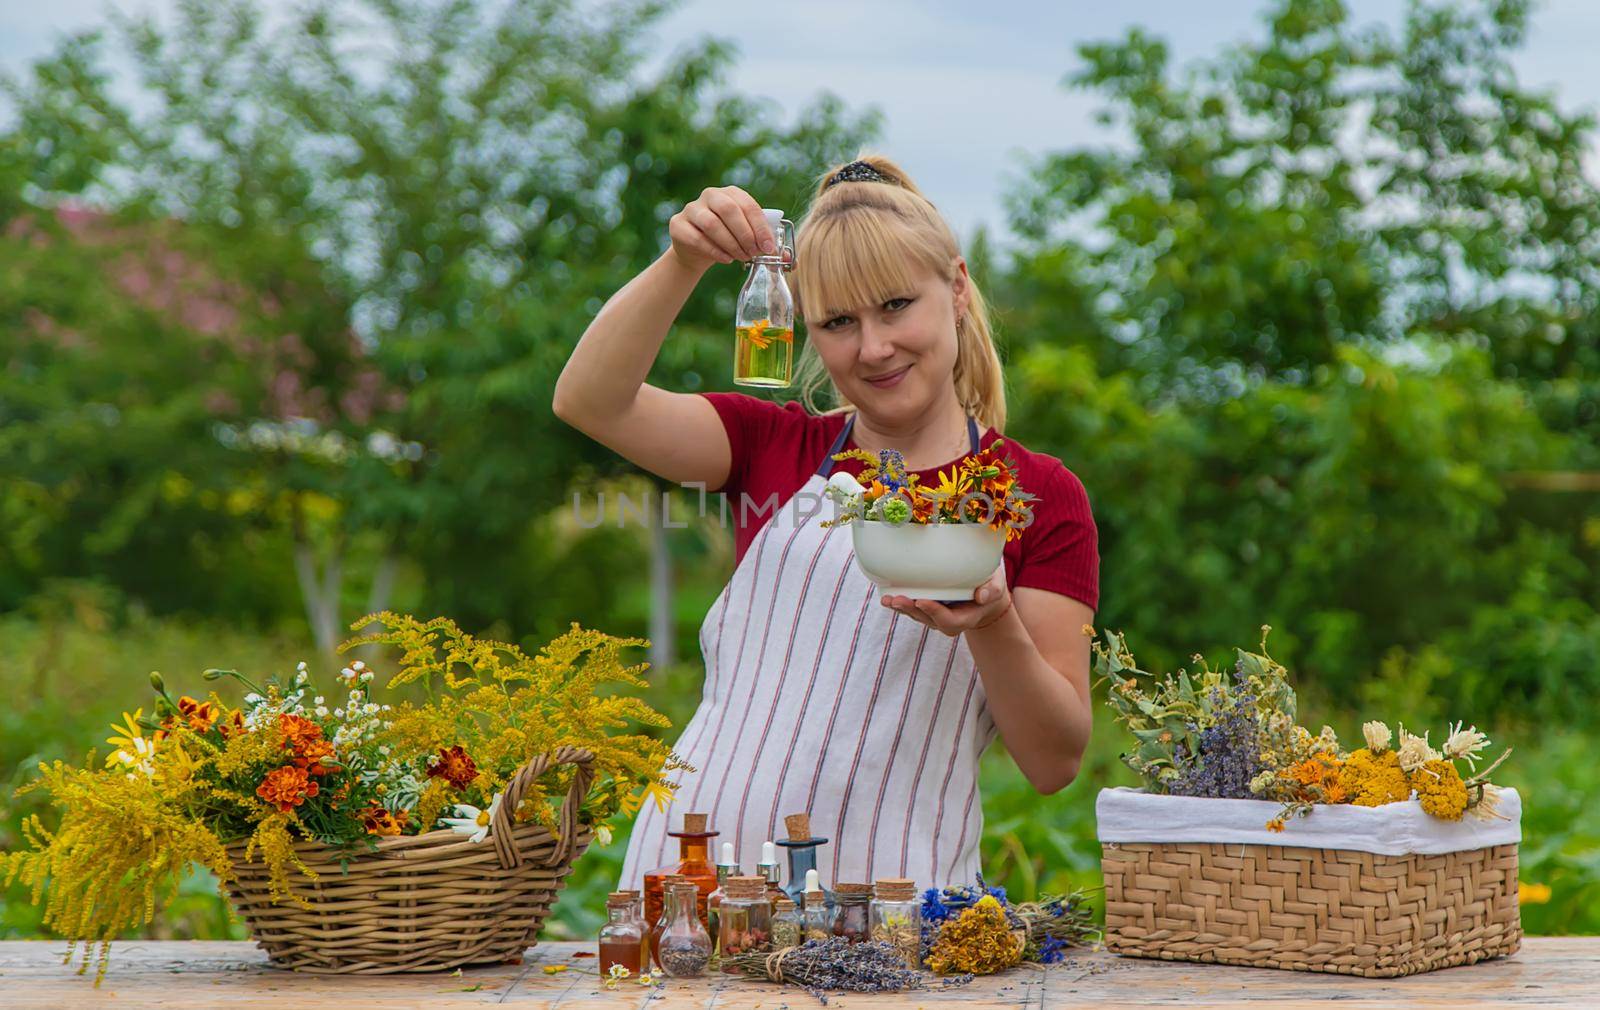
[826,471,1004,601]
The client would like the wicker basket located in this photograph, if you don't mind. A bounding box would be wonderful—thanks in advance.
[1102,839,1522,977]
[226,746,594,974]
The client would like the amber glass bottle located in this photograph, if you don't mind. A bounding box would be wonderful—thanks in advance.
[642,812,719,965]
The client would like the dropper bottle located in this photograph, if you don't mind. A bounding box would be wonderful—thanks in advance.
[707,841,739,952]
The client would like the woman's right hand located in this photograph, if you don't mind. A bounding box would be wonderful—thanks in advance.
[668,185,777,271]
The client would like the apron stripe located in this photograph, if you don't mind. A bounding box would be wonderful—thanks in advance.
[929,670,981,886]
[708,522,840,834]
[764,576,873,845]
[801,582,881,816]
[738,544,856,847]
[898,638,961,880]
[828,615,908,882]
[860,625,931,874]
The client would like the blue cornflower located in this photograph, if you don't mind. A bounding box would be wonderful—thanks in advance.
[877,449,908,491]
[1037,936,1069,964]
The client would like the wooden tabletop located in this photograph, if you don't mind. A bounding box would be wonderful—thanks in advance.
[0,938,1592,1009]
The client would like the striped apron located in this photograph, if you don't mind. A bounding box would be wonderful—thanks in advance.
[618,415,995,892]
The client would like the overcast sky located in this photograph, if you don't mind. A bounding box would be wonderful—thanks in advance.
[4,0,1598,241]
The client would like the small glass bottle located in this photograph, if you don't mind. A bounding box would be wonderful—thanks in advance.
[657,880,713,978]
[870,877,922,969]
[599,890,645,975]
[648,873,684,971]
[770,894,803,950]
[733,208,796,388]
[643,811,718,951]
[619,888,647,966]
[802,887,831,943]
[716,876,773,969]
[757,841,785,906]
[706,841,739,952]
[777,812,831,908]
[830,882,873,944]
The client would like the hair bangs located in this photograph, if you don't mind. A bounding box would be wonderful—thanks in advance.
[795,209,949,324]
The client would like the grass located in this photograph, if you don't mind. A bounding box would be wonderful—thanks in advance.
[1,614,1594,946]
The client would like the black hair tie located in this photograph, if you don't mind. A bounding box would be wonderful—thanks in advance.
[827,160,890,188]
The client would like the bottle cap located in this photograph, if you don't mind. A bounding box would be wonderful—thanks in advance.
[720,842,737,866]
[804,868,821,892]
[773,894,796,911]
[835,882,874,897]
[726,876,766,900]
[607,890,635,904]
[760,841,778,865]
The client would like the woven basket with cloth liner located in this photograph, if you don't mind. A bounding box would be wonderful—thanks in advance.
[225,746,594,973]
[1097,786,1523,977]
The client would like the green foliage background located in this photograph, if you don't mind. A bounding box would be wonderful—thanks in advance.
[2,0,1596,944]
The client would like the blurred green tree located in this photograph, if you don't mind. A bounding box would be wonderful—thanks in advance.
[0,0,876,653]
[1000,0,1599,712]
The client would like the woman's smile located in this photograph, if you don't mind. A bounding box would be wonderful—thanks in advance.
[863,363,912,389]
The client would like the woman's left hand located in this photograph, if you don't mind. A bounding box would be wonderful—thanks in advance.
[880,567,1011,637]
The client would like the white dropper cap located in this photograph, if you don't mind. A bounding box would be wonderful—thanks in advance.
[761,841,778,865]
[720,842,737,867]
[804,868,820,892]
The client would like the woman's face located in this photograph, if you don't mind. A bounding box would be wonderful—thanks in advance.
[808,260,969,428]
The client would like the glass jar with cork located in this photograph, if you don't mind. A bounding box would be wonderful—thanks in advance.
[770,894,803,950]
[643,811,718,956]
[830,883,874,943]
[715,876,773,969]
[598,890,645,975]
[869,878,922,969]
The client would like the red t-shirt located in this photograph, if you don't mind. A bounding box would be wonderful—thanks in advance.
[702,393,1100,610]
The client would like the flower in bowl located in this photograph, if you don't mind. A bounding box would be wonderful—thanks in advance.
[822,443,1036,601]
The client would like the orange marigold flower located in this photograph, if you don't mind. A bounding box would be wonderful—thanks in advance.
[177,696,219,733]
[427,745,480,790]
[293,737,337,776]
[1266,818,1286,832]
[360,804,408,837]
[217,709,245,738]
[278,713,324,754]
[256,765,320,813]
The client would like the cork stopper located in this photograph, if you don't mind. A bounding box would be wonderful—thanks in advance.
[607,890,635,904]
[659,873,686,889]
[682,812,709,833]
[773,894,796,912]
[835,882,874,896]
[784,812,812,841]
[803,889,825,909]
[875,878,916,901]
[618,889,641,899]
[726,875,766,900]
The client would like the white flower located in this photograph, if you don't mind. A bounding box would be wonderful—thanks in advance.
[349,690,364,703]
[243,692,264,706]
[1396,727,1440,773]
[334,708,345,719]
[360,671,374,684]
[314,695,325,706]
[1443,722,1490,768]
[340,667,356,681]
[1362,721,1392,753]
[296,661,308,672]
[314,706,329,717]
[294,672,308,686]
[1469,782,1509,821]
[378,745,390,756]
[595,824,613,847]
[441,793,503,843]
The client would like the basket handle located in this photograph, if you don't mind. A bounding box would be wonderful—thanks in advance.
[487,746,595,871]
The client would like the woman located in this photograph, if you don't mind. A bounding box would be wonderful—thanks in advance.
[554,155,1097,890]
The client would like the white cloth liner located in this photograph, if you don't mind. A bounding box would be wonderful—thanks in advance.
[1095,786,1521,856]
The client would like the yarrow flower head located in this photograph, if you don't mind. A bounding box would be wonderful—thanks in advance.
[1396,727,1440,773]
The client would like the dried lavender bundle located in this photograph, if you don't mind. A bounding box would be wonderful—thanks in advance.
[722,937,926,992]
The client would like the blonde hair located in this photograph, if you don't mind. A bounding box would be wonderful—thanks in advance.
[791,153,1006,433]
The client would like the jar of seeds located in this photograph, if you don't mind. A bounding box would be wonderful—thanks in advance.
[801,888,831,942]
[869,877,922,969]
[716,876,772,970]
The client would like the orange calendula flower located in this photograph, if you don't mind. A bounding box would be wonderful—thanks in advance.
[360,804,408,837]
[427,745,480,790]
[1266,818,1286,833]
[177,696,219,733]
[256,765,320,813]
